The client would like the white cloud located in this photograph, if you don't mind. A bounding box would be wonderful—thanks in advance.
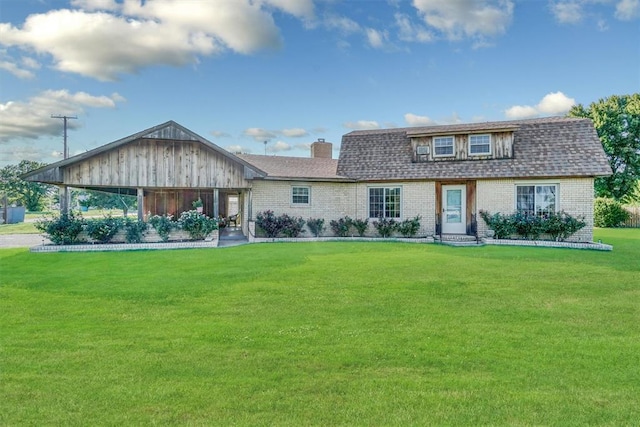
[550,1,584,24]
[70,0,119,11]
[395,13,433,42]
[412,0,514,40]
[0,90,125,142]
[404,113,436,126]
[504,91,576,119]
[244,127,277,141]
[0,60,35,79]
[225,144,247,154]
[211,130,232,138]
[343,120,381,130]
[0,144,53,164]
[265,0,315,20]
[324,14,361,34]
[615,0,640,20]
[550,0,639,24]
[267,140,292,153]
[281,128,309,137]
[366,28,388,49]
[0,1,293,81]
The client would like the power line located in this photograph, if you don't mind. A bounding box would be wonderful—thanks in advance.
[51,114,77,159]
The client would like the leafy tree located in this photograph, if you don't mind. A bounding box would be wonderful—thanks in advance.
[81,189,137,215]
[0,160,53,211]
[568,94,640,200]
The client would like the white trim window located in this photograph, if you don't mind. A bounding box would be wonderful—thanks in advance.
[369,187,401,219]
[516,184,557,216]
[433,136,454,157]
[469,134,491,155]
[291,186,310,205]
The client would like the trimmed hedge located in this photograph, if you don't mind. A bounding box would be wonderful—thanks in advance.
[480,210,586,241]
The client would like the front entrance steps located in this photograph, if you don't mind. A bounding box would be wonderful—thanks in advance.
[218,227,249,247]
[435,234,483,247]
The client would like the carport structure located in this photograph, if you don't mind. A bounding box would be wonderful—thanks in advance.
[23,121,265,234]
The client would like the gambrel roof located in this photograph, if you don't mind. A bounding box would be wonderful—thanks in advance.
[337,117,612,181]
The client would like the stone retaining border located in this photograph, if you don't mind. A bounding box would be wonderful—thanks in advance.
[482,238,613,251]
[30,239,218,253]
[252,236,435,244]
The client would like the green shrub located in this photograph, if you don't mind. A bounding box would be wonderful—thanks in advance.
[124,219,148,243]
[148,214,177,242]
[543,211,586,241]
[512,212,544,240]
[479,211,515,239]
[255,211,305,238]
[480,210,586,241]
[351,218,369,237]
[330,216,352,237]
[594,197,630,227]
[307,218,325,237]
[397,216,421,237]
[373,217,398,238]
[178,210,218,240]
[85,216,124,243]
[256,210,282,238]
[35,212,85,245]
[278,214,306,238]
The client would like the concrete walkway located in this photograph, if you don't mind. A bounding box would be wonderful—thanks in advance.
[0,234,50,248]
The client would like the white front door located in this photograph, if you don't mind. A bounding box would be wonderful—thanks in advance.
[442,185,466,234]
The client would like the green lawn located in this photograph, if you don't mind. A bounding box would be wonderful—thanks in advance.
[1,229,639,425]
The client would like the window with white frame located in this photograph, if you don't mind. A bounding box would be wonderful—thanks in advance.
[469,134,491,155]
[433,136,454,156]
[369,187,401,218]
[291,186,310,205]
[516,184,557,216]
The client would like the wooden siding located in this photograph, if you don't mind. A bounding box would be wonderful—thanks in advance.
[411,132,513,162]
[63,138,250,189]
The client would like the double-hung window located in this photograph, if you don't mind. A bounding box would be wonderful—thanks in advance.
[291,186,310,205]
[516,184,557,216]
[433,136,454,157]
[369,187,401,219]
[469,134,491,155]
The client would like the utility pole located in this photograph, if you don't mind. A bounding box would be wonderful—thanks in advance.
[51,114,77,159]
[51,114,77,214]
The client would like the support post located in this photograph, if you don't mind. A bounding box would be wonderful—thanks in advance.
[213,189,219,218]
[137,188,144,222]
[60,185,70,215]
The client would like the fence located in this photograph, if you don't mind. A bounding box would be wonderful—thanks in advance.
[623,206,640,228]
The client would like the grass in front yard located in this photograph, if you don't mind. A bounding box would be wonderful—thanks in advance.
[1,229,639,425]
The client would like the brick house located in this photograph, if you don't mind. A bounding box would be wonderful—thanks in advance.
[25,117,611,243]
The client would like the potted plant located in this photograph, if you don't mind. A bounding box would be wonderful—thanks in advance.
[192,198,203,213]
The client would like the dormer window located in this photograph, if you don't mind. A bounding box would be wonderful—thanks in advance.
[433,136,454,157]
[469,134,491,155]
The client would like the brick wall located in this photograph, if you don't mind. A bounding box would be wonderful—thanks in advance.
[250,180,435,237]
[476,178,595,242]
[250,178,595,241]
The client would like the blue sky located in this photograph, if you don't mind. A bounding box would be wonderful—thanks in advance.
[0,0,638,167]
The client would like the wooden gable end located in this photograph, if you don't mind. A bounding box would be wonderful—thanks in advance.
[410,131,514,163]
[63,138,250,189]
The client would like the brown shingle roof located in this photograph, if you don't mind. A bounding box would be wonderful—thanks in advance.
[337,117,612,180]
[237,154,343,180]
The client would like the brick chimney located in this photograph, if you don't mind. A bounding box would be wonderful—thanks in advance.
[311,138,332,159]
